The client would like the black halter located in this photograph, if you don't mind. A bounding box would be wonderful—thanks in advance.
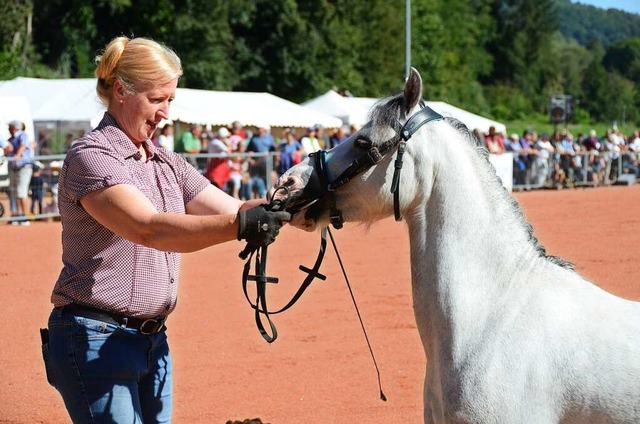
[310,104,443,228]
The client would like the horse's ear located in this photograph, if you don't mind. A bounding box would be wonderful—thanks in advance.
[403,67,423,113]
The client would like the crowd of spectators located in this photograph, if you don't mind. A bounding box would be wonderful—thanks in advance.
[476,125,640,189]
[149,120,359,200]
[5,116,640,223]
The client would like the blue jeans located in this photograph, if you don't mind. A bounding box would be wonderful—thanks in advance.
[251,175,267,198]
[44,307,173,423]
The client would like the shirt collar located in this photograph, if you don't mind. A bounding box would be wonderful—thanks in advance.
[97,112,164,163]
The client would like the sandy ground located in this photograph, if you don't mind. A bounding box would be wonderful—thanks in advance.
[0,185,639,423]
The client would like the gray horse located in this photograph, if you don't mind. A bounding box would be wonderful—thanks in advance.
[275,68,640,423]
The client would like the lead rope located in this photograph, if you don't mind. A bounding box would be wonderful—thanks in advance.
[327,227,387,401]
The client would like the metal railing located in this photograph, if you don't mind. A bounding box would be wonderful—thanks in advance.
[1,150,638,223]
[511,151,638,191]
[0,152,285,223]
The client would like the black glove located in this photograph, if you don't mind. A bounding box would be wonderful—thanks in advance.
[237,205,291,247]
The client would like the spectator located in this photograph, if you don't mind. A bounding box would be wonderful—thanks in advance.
[555,130,577,186]
[246,124,276,198]
[226,130,247,199]
[314,124,329,149]
[484,126,505,154]
[157,123,174,151]
[175,123,202,167]
[583,129,605,185]
[532,132,555,186]
[329,126,349,148]
[278,129,304,176]
[6,119,33,225]
[197,130,211,171]
[231,120,247,140]
[505,133,527,185]
[30,162,45,215]
[583,129,600,152]
[42,36,290,423]
[300,126,321,158]
[205,127,232,189]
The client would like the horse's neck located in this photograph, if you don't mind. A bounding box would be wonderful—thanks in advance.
[405,142,542,357]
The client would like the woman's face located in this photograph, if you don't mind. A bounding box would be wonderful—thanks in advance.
[113,78,178,144]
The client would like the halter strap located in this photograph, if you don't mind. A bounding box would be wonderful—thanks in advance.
[314,105,443,226]
[391,105,443,220]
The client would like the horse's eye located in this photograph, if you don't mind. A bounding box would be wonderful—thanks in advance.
[355,138,372,150]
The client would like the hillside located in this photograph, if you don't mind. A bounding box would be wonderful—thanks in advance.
[558,0,640,47]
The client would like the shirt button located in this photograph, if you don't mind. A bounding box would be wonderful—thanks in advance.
[170,278,175,284]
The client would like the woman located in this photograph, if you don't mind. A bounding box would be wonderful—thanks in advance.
[204,127,232,189]
[41,36,289,423]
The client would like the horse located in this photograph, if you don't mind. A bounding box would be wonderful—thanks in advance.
[274,68,640,423]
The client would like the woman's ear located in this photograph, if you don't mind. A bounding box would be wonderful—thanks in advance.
[112,80,127,103]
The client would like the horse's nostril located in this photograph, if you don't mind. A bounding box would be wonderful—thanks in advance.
[277,176,296,188]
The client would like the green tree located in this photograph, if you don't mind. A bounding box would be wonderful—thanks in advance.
[486,0,557,110]
[229,0,324,101]
[580,40,608,122]
[0,0,34,79]
[603,37,640,83]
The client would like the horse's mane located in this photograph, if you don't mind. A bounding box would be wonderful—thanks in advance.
[370,94,574,270]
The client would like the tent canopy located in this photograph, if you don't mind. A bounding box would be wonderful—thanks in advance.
[0,78,342,130]
[0,96,35,142]
[302,90,378,127]
[302,90,507,134]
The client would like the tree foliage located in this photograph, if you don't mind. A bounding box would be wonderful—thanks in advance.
[0,0,638,127]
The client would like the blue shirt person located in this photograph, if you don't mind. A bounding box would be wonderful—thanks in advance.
[278,130,303,176]
[246,125,276,197]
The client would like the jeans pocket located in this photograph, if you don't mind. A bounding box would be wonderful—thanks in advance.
[40,328,55,387]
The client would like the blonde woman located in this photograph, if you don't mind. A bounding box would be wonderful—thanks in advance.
[41,36,289,423]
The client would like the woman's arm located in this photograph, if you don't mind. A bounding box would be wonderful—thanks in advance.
[80,184,241,253]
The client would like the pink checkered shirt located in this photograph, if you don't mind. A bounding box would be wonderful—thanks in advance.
[51,113,210,318]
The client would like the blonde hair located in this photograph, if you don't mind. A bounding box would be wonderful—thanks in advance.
[94,36,183,106]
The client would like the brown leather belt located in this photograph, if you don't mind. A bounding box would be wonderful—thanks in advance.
[60,303,166,335]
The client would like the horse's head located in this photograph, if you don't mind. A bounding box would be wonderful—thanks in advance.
[275,68,442,231]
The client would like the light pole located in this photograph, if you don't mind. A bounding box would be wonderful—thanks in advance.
[405,0,411,80]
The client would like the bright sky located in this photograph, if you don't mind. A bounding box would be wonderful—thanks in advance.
[572,0,640,15]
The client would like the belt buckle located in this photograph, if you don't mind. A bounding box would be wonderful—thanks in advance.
[139,318,164,335]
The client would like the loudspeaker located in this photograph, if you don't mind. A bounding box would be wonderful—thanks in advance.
[549,95,566,123]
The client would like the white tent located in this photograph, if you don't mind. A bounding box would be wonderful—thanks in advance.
[0,77,342,131]
[302,90,507,134]
[0,78,104,132]
[426,101,507,135]
[0,95,35,142]
[301,90,378,127]
[171,88,342,128]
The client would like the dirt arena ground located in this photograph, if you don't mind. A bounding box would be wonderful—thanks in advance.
[1,185,639,423]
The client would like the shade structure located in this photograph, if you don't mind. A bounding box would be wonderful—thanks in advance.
[0,78,342,131]
[0,95,36,142]
[302,90,507,134]
[172,88,342,129]
[425,101,507,135]
[301,90,378,127]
